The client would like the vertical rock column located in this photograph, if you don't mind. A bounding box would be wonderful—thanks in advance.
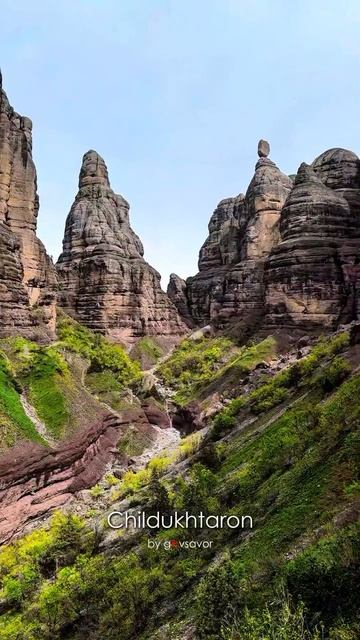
[56,150,187,346]
[0,72,57,335]
[186,141,292,330]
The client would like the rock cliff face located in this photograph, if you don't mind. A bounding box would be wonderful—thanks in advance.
[265,150,360,330]
[184,142,359,334]
[56,151,186,345]
[0,73,57,336]
[167,273,194,328]
[0,221,32,334]
[186,142,292,329]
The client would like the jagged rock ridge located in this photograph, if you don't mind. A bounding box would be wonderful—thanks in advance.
[0,72,57,336]
[177,141,360,334]
[56,151,187,344]
[184,141,292,329]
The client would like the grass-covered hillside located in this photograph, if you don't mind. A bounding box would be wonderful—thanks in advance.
[0,329,358,639]
[0,313,142,448]
[158,334,277,405]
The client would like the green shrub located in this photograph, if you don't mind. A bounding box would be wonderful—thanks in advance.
[285,524,360,622]
[212,412,236,438]
[316,357,351,393]
[252,386,290,414]
[195,560,242,639]
[223,598,322,639]
[90,484,104,498]
[177,463,218,514]
[89,341,140,385]
[57,313,141,387]
[158,336,237,404]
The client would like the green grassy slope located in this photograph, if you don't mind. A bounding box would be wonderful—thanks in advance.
[0,313,142,447]
[158,334,277,405]
[0,350,46,449]
[0,330,358,639]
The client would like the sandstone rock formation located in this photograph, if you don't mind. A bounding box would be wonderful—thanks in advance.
[167,273,194,328]
[0,221,32,334]
[186,141,292,329]
[0,72,57,336]
[0,405,169,543]
[56,150,186,345]
[265,151,360,330]
[258,139,270,158]
[184,142,359,334]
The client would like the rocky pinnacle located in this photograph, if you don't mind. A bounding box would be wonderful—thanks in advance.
[56,151,187,344]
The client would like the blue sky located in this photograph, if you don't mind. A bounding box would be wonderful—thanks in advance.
[2,0,360,286]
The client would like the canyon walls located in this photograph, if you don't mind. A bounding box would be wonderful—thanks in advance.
[1,67,359,346]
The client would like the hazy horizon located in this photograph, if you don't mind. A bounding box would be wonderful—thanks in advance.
[2,0,360,287]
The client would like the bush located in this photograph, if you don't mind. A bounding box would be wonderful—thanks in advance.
[252,386,290,414]
[57,313,141,387]
[158,336,236,404]
[195,560,242,639]
[178,463,218,514]
[285,524,360,623]
[89,341,140,385]
[90,485,104,498]
[212,412,236,438]
[316,357,351,393]
[223,598,322,640]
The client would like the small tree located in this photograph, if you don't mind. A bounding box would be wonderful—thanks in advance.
[148,469,171,515]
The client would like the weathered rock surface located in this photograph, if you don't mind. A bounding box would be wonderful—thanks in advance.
[0,72,57,336]
[56,150,187,345]
[167,273,194,328]
[0,406,162,544]
[265,152,360,330]
[186,143,292,329]
[0,222,32,333]
[184,142,359,334]
[258,139,270,158]
[142,400,171,429]
[172,401,204,435]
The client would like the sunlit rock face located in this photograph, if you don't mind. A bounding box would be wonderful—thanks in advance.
[186,141,292,329]
[0,221,32,335]
[265,150,360,330]
[56,150,187,346]
[0,72,57,336]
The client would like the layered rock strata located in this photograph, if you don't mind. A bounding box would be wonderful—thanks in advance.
[0,405,169,544]
[0,72,57,335]
[265,150,360,329]
[0,222,31,333]
[56,150,186,345]
[186,142,292,328]
[167,273,195,328]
